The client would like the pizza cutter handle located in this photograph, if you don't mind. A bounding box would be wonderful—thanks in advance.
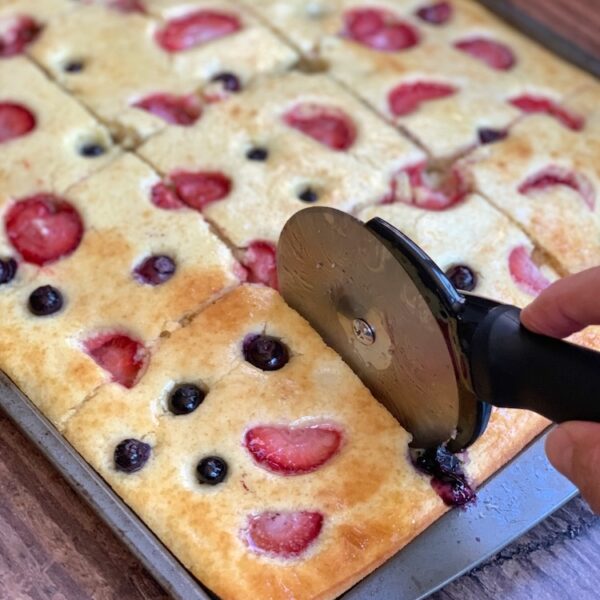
[468,303,600,423]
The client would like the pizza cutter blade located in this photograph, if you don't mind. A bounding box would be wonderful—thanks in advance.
[278,207,600,450]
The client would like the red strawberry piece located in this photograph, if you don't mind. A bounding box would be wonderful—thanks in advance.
[509,246,550,296]
[133,93,202,126]
[283,104,357,151]
[108,0,146,13]
[171,171,232,210]
[508,95,584,131]
[0,15,41,58]
[454,38,515,70]
[242,241,278,289]
[243,511,324,558]
[150,181,186,210]
[84,333,148,388]
[391,163,468,210]
[5,195,83,265]
[0,102,36,143]
[342,8,419,52]
[388,81,456,117]
[245,425,342,475]
[155,10,242,52]
[415,2,453,24]
[518,166,595,210]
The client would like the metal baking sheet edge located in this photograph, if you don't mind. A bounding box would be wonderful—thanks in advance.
[0,372,212,600]
[0,371,577,600]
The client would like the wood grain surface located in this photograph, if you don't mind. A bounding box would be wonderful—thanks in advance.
[1,1,599,599]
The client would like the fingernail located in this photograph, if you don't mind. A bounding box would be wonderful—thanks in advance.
[546,426,574,476]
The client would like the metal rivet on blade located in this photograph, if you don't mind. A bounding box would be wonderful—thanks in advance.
[352,318,375,345]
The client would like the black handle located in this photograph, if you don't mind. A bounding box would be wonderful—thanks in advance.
[469,304,600,423]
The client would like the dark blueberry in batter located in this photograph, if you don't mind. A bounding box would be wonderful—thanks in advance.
[243,334,289,371]
[114,438,151,473]
[196,455,228,485]
[168,383,205,415]
[446,264,477,292]
[28,285,63,316]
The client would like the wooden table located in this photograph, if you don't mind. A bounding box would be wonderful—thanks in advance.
[2,1,599,599]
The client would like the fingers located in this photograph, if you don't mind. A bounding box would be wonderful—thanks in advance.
[521,266,600,339]
[546,422,600,514]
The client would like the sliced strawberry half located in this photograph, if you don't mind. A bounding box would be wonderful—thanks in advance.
[132,93,202,126]
[454,38,516,70]
[518,166,595,210]
[5,195,83,265]
[0,15,41,58]
[391,162,468,210]
[107,0,146,13]
[0,102,36,143]
[388,81,456,117]
[508,94,584,131]
[245,424,342,475]
[415,2,453,24]
[84,333,148,388]
[342,8,419,52]
[242,241,278,289]
[155,10,242,52]
[283,104,356,151]
[509,246,550,296]
[243,511,324,558]
[172,171,232,210]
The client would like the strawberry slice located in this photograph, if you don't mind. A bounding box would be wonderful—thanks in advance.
[108,0,146,13]
[242,241,278,289]
[150,181,185,210]
[0,102,36,143]
[245,425,342,475]
[508,95,584,131]
[415,2,453,24]
[283,104,356,151]
[509,246,550,296]
[0,15,41,58]
[518,166,595,211]
[172,171,232,210]
[243,511,324,558]
[84,333,148,388]
[342,8,419,52]
[388,81,456,117]
[454,38,515,70]
[133,93,202,126]
[391,162,468,210]
[155,10,242,52]
[5,195,83,265]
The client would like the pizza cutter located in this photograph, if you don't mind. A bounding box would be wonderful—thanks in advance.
[278,207,600,452]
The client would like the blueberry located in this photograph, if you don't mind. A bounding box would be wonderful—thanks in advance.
[28,285,63,316]
[134,255,176,286]
[412,445,475,507]
[114,438,151,473]
[168,383,205,415]
[243,334,289,371]
[298,187,318,203]
[0,258,17,285]
[210,72,241,92]
[246,147,268,161]
[446,265,476,292]
[64,60,84,73]
[196,455,228,485]
[478,128,507,145]
[79,142,106,157]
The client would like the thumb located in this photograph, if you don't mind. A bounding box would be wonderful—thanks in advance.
[546,422,600,514]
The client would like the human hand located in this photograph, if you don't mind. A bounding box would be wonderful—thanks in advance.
[521,267,600,513]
